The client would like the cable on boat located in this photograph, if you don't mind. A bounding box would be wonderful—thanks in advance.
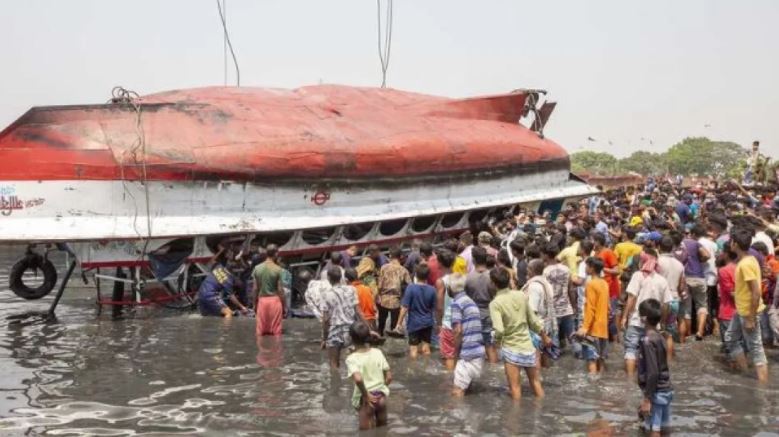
[376,0,394,88]
[110,86,153,261]
[216,0,240,87]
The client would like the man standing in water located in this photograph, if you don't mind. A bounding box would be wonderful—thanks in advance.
[490,266,551,399]
[465,246,498,363]
[321,266,360,369]
[253,244,286,336]
[726,228,769,382]
[449,273,486,396]
[435,250,458,371]
[377,247,412,334]
[622,250,673,376]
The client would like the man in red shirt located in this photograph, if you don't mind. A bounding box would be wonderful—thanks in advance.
[421,242,441,287]
[593,233,622,340]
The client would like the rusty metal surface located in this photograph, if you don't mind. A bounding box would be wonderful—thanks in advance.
[0,85,569,182]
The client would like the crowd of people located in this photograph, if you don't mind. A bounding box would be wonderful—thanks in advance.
[197,177,779,434]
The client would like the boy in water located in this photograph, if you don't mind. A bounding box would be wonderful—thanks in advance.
[395,263,437,358]
[637,298,673,436]
[576,257,609,373]
[345,320,392,430]
[490,266,551,399]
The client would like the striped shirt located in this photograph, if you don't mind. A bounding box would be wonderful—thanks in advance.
[450,292,485,361]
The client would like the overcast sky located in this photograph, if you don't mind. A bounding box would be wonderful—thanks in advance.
[2,0,777,157]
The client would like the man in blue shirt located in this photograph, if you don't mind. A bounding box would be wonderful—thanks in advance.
[448,273,485,397]
[675,196,692,225]
[396,263,437,358]
[198,265,249,317]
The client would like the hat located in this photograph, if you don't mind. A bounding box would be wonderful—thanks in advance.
[648,231,663,242]
[478,231,492,244]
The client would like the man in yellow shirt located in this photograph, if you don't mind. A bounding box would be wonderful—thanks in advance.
[614,227,643,272]
[557,228,585,275]
[726,228,768,383]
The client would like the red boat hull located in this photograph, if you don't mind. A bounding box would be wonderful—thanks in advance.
[0,85,568,182]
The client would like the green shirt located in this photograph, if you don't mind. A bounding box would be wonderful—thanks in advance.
[345,348,390,409]
[252,261,282,297]
[489,288,544,355]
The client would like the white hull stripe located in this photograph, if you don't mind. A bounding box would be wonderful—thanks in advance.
[0,170,596,242]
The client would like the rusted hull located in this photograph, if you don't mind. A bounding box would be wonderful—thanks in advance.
[0,85,594,244]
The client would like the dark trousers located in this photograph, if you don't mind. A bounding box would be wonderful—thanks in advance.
[378,305,400,333]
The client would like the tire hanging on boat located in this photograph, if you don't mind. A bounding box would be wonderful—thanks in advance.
[8,254,58,300]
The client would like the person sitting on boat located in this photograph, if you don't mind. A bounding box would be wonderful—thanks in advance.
[198,265,250,318]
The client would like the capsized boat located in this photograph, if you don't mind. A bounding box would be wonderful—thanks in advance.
[0,85,595,305]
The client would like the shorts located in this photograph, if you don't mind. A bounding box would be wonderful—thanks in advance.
[453,357,484,390]
[725,313,767,366]
[682,277,707,319]
[439,327,455,359]
[665,300,680,340]
[480,311,494,346]
[623,325,645,360]
[582,337,609,361]
[326,324,352,348]
[608,297,620,337]
[556,314,575,347]
[354,390,386,410]
[644,390,673,432]
[408,326,433,346]
[501,347,537,368]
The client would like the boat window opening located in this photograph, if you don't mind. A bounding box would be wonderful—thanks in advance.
[379,219,408,236]
[152,238,194,255]
[411,215,437,233]
[301,227,337,246]
[260,231,294,248]
[440,212,464,229]
[205,235,243,254]
[492,206,513,221]
[343,223,374,241]
[468,208,491,224]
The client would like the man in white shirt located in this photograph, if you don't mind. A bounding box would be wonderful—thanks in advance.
[621,249,673,375]
[656,236,686,357]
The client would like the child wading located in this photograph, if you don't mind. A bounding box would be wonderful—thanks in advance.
[345,321,392,430]
[394,263,437,358]
[636,298,673,436]
[576,257,609,373]
[489,266,552,399]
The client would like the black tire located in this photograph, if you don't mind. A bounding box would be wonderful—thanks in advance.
[9,255,58,300]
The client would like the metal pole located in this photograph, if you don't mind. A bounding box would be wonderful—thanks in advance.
[47,260,77,319]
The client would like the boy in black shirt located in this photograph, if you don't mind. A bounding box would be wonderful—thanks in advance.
[637,298,673,436]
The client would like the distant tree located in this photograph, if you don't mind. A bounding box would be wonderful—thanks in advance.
[618,151,666,175]
[570,151,619,175]
[664,137,747,178]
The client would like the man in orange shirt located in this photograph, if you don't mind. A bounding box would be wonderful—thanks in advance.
[593,233,622,340]
[576,257,610,374]
[346,268,377,331]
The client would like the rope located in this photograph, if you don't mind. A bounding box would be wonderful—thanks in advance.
[222,0,228,86]
[216,0,240,87]
[109,86,153,259]
[376,0,394,87]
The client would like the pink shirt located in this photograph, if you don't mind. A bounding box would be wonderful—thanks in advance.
[718,263,736,321]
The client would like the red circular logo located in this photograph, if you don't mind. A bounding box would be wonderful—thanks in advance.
[311,191,330,206]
